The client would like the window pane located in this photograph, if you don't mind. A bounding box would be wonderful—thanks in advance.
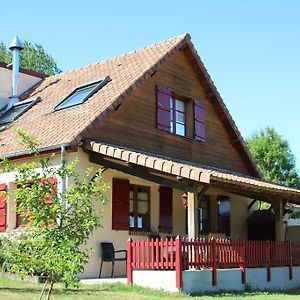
[0,101,33,124]
[170,122,174,133]
[219,200,230,216]
[175,99,185,112]
[61,85,95,108]
[176,123,185,136]
[176,111,185,124]
[138,201,148,214]
[170,97,174,109]
[129,214,135,228]
[138,190,148,201]
[56,82,98,110]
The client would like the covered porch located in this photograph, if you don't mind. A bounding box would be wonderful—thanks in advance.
[127,236,300,292]
[82,140,300,283]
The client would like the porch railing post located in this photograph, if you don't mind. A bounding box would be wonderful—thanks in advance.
[289,241,293,280]
[240,240,246,284]
[175,235,182,289]
[211,238,217,286]
[127,238,132,285]
[266,240,271,282]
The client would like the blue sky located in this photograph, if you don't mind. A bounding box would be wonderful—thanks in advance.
[1,1,300,167]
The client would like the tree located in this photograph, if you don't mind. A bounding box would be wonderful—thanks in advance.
[0,129,108,299]
[246,127,300,188]
[0,40,61,76]
[246,127,300,216]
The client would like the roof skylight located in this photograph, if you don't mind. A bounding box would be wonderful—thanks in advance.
[54,76,109,111]
[0,97,40,125]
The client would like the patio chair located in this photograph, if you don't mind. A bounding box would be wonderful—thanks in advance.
[208,232,227,240]
[99,242,127,278]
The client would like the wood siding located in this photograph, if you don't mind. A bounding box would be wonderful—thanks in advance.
[89,49,253,175]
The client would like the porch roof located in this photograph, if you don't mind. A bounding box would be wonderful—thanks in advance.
[84,140,300,203]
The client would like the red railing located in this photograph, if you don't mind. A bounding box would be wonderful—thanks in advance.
[127,237,300,288]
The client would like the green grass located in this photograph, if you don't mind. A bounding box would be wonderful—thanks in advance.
[0,275,300,299]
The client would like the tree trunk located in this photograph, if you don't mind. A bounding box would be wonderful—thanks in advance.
[38,277,48,300]
[46,278,54,300]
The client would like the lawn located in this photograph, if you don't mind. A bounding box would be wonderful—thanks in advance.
[0,275,300,300]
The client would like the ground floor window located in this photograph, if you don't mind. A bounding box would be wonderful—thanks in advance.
[199,195,210,235]
[218,196,231,236]
[129,185,150,231]
[112,178,173,232]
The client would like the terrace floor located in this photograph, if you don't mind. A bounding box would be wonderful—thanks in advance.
[80,277,127,285]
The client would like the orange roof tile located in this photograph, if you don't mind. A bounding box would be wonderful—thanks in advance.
[85,140,300,201]
[0,34,259,179]
[0,34,187,156]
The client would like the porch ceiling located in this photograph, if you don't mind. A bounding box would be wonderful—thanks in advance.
[83,140,300,203]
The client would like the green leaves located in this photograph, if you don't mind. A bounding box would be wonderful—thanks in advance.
[0,40,61,76]
[0,130,108,297]
[246,127,300,188]
[246,127,300,217]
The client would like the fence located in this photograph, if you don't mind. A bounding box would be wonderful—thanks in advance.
[127,236,300,288]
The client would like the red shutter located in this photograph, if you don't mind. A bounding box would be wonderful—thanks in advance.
[40,177,57,204]
[156,86,171,132]
[112,178,130,230]
[159,186,173,233]
[0,183,7,232]
[194,99,205,142]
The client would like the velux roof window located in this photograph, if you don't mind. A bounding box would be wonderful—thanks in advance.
[0,97,40,125]
[54,76,109,111]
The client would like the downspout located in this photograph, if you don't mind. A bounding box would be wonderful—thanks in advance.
[60,145,66,196]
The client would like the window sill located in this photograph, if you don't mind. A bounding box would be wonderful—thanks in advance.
[158,129,204,143]
[129,230,160,238]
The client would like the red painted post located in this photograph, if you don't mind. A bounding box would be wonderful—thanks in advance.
[151,238,154,269]
[289,241,293,280]
[127,238,132,285]
[146,239,150,269]
[170,237,174,269]
[175,235,182,289]
[240,241,246,284]
[141,239,145,269]
[266,241,271,282]
[155,238,159,269]
[211,238,217,286]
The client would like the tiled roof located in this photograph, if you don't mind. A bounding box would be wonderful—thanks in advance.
[85,140,300,201]
[0,34,187,156]
[0,33,259,179]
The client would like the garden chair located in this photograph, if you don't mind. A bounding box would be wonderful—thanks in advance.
[99,242,127,278]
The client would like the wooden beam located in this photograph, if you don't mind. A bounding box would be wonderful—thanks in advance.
[197,184,209,207]
[247,199,257,211]
[88,151,193,192]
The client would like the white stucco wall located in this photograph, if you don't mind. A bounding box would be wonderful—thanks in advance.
[133,270,177,291]
[0,148,257,279]
[133,267,300,293]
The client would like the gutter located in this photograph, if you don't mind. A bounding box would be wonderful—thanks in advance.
[4,142,71,159]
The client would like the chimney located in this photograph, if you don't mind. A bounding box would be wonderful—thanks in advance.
[7,36,23,109]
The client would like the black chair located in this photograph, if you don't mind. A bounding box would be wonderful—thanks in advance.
[99,242,127,278]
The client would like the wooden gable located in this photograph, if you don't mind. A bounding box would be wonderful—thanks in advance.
[88,48,256,176]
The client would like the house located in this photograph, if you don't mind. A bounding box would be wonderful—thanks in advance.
[1,34,300,291]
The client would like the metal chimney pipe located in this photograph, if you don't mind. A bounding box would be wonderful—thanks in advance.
[8,36,23,108]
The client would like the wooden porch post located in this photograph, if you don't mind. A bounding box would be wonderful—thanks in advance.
[273,198,285,241]
[187,191,198,239]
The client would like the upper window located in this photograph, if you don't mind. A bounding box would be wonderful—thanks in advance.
[54,76,109,111]
[170,98,185,136]
[0,98,40,125]
[156,85,205,141]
